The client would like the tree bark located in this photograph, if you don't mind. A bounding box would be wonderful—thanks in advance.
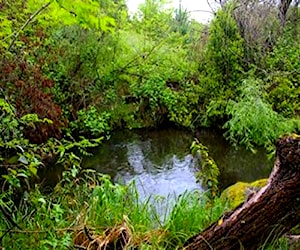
[182,134,300,250]
[279,0,293,25]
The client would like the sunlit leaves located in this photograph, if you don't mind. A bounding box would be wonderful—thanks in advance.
[0,17,13,49]
[135,0,174,38]
[26,0,116,32]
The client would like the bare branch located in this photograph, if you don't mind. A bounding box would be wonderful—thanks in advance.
[8,2,51,52]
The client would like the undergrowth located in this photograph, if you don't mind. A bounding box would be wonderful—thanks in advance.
[0,166,226,249]
[0,167,290,249]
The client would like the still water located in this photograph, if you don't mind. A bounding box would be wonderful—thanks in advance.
[83,128,272,200]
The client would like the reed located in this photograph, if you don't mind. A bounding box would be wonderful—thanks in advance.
[0,170,289,249]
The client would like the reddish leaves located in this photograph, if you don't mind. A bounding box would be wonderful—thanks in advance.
[0,32,64,144]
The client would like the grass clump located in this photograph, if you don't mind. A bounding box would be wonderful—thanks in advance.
[0,167,292,249]
[0,168,227,249]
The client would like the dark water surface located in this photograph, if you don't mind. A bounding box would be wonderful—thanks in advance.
[83,128,272,200]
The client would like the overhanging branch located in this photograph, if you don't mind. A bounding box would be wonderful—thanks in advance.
[8,2,51,52]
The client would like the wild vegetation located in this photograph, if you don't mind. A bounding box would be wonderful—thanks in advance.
[0,0,299,249]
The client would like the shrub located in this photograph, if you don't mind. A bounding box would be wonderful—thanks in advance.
[224,78,300,149]
[71,106,111,137]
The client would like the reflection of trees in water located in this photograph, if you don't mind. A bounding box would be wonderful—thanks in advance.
[82,138,129,179]
[83,128,271,190]
[217,147,271,188]
[83,129,194,178]
[196,129,272,190]
[144,129,193,166]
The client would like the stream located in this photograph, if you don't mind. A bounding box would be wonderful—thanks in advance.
[83,128,272,202]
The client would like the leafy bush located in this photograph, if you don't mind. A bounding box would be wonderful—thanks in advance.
[265,24,300,117]
[197,5,245,126]
[202,5,244,96]
[0,98,21,144]
[0,98,103,210]
[0,40,63,144]
[71,106,111,137]
[224,78,300,149]
[0,99,43,189]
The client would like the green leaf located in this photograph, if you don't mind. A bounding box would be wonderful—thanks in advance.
[18,155,28,165]
[17,173,28,178]
[38,197,46,205]
[7,155,19,164]
[29,164,38,176]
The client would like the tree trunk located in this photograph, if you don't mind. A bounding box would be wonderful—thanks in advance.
[182,135,300,250]
[279,0,293,25]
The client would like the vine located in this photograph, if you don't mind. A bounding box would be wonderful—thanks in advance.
[190,139,220,200]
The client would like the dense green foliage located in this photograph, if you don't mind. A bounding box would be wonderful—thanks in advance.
[1,0,298,147]
[224,78,300,150]
[0,0,299,248]
[199,5,245,126]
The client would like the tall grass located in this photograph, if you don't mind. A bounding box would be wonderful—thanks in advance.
[0,168,290,249]
[162,191,227,248]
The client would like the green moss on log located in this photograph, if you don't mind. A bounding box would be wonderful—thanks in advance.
[220,179,268,209]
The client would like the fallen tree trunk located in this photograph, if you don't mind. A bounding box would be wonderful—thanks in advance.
[182,134,300,250]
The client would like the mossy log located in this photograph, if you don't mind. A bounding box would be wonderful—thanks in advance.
[182,135,300,250]
[220,179,268,209]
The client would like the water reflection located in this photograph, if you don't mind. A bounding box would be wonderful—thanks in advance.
[84,129,202,201]
[195,129,272,190]
[84,128,272,198]
[120,153,200,200]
